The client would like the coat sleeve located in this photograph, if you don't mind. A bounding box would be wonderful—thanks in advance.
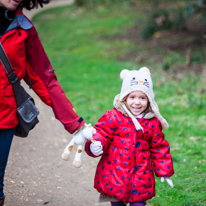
[150,118,174,177]
[24,25,85,134]
[85,110,115,157]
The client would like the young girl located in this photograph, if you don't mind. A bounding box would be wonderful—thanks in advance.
[85,67,174,206]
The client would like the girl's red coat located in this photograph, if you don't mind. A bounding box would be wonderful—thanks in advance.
[85,109,174,203]
[0,8,84,133]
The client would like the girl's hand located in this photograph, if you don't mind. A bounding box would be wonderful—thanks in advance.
[161,177,174,188]
[90,141,103,156]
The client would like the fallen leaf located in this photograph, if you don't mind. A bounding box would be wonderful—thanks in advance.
[171,148,180,151]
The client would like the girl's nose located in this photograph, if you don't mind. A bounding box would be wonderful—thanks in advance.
[134,98,140,104]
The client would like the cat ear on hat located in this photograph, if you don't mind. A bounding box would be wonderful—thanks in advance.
[139,67,151,75]
[120,69,129,80]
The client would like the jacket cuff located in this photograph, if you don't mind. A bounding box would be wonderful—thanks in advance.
[65,117,85,134]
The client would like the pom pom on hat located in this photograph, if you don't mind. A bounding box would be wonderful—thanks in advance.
[120,69,129,80]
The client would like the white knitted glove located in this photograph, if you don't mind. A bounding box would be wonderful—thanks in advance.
[161,177,174,188]
[90,141,103,156]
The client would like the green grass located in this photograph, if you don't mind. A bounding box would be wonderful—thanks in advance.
[33,2,206,206]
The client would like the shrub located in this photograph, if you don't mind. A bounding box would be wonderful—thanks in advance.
[141,2,188,38]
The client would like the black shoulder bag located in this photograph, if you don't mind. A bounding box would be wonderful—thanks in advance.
[0,43,39,137]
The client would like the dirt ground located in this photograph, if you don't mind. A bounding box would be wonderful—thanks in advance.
[3,1,109,205]
[4,86,109,206]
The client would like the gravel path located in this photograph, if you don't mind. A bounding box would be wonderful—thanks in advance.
[23,0,74,20]
[4,1,108,205]
[4,91,105,206]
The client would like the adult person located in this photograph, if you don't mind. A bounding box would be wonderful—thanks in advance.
[0,0,85,205]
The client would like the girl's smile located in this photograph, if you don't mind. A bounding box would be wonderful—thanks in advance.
[126,90,149,118]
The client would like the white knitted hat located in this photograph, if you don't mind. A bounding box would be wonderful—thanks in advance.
[113,67,169,130]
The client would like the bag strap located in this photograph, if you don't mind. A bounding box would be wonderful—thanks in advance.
[0,43,14,74]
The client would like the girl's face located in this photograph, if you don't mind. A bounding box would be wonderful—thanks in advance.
[126,90,149,118]
[0,0,22,11]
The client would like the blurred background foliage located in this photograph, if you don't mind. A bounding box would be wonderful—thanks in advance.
[75,0,206,38]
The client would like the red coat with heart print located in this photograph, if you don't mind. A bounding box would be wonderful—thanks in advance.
[85,108,174,203]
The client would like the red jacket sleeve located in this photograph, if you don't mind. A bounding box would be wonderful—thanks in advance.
[85,110,115,157]
[23,60,52,107]
[24,25,85,134]
[150,118,174,177]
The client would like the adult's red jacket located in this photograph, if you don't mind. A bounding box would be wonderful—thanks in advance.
[0,8,85,133]
[85,109,174,203]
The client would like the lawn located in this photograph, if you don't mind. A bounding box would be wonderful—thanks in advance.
[33,1,206,205]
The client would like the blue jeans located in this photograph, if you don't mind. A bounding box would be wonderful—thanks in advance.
[0,128,15,197]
